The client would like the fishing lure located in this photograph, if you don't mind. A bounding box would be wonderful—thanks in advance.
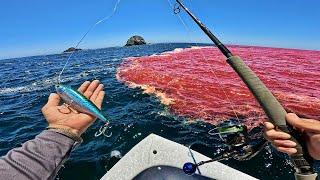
[56,84,112,137]
[56,84,107,121]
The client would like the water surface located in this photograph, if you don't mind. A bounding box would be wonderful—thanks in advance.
[1,43,319,180]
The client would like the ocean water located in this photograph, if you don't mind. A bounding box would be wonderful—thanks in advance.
[0,43,319,180]
[117,45,320,128]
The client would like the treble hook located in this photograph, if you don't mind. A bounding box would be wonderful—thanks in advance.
[95,123,113,137]
[174,3,181,14]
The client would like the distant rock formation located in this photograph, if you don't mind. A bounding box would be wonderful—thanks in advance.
[63,47,82,53]
[125,35,146,46]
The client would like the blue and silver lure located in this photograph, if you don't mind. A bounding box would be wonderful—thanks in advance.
[55,84,111,137]
[56,84,107,121]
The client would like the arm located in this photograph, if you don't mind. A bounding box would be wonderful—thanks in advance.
[0,130,76,180]
[0,80,105,180]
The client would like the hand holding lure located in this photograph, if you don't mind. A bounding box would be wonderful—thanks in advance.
[56,84,112,137]
[56,84,107,122]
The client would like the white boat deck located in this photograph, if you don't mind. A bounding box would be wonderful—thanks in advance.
[101,134,257,180]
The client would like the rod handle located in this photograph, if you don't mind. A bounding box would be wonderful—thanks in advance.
[227,56,316,177]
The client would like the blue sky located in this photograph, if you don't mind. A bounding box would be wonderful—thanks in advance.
[0,0,319,59]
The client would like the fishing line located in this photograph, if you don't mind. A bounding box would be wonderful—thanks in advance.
[57,0,121,84]
[56,0,122,138]
[166,0,241,125]
[171,0,290,124]
[172,0,271,127]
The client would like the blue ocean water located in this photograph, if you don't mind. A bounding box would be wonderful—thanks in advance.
[0,43,294,179]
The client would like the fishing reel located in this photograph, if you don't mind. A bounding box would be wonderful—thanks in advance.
[208,120,264,161]
[183,120,267,175]
[209,120,248,147]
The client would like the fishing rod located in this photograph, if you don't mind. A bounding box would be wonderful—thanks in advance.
[175,0,317,179]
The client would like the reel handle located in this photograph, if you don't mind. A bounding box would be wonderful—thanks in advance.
[183,162,197,175]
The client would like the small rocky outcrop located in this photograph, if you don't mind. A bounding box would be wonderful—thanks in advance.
[63,47,82,53]
[125,35,146,46]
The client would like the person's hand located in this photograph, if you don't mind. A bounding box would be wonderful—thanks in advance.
[264,113,320,160]
[41,80,105,136]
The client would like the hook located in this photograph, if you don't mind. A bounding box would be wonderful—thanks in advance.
[57,103,72,114]
[95,123,112,137]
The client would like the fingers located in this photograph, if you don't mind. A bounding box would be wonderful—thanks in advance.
[266,129,291,139]
[276,147,297,155]
[94,91,105,109]
[77,80,105,108]
[286,113,320,133]
[44,93,61,108]
[264,122,275,130]
[273,139,296,148]
[263,121,297,155]
[83,80,100,98]
[264,123,291,141]
[78,81,90,93]
[90,84,104,101]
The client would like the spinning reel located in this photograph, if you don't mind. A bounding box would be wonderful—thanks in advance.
[183,120,267,175]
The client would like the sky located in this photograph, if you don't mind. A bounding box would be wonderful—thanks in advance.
[0,0,319,59]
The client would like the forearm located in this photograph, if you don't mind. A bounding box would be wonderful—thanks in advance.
[0,130,79,180]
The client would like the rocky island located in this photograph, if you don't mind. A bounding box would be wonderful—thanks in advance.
[63,47,82,53]
[125,35,146,46]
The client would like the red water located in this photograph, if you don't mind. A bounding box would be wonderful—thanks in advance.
[117,45,320,127]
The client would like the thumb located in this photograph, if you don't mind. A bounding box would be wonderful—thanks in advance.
[286,113,320,133]
[45,93,61,107]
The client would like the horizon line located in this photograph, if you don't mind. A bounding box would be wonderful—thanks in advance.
[1,42,319,61]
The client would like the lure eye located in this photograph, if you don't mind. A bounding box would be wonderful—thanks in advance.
[55,84,64,93]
